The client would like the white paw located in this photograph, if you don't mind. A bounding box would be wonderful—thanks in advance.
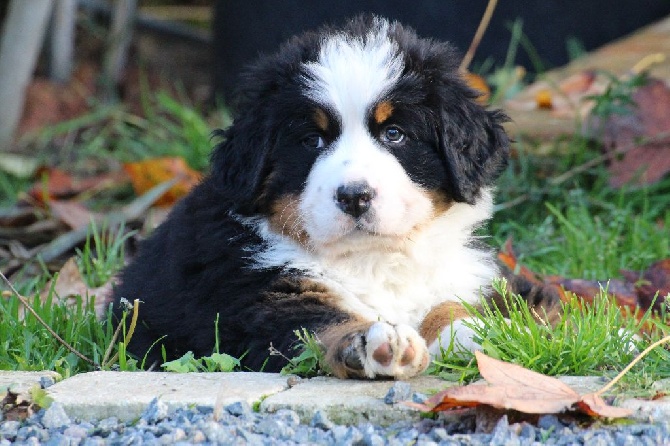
[427,317,485,357]
[361,322,429,379]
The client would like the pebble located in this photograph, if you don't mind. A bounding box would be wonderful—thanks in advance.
[384,381,412,404]
[1,398,670,445]
[225,400,252,417]
[310,409,334,430]
[41,402,71,429]
[142,397,170,423]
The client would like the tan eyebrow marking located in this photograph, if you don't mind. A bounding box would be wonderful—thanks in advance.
[314,108,329,132]
[373,101,394,124]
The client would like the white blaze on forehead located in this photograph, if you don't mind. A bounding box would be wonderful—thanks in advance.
[303,22,404,119]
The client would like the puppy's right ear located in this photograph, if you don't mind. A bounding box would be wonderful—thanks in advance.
[209,116,271,213]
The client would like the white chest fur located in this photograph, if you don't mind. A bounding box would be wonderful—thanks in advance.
[243,191,498,329]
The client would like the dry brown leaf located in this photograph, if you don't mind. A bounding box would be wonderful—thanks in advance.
[498,240,670,316]
[598,78,670,187]
[410,352,632,419]
[28,167,127,203]
[0,390,37,422]
[48,199,99,230]
[39,258,113,319]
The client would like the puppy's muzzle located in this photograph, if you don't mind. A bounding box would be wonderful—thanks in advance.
[335,181,376,218]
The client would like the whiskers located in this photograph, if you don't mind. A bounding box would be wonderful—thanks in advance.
[275,197,315,253]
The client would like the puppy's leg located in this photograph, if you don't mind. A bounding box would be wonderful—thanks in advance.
[421,275,564,357]
[419,301,481,356]
[320,320,430,379]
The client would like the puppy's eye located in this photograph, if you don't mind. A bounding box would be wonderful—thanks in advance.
[302,133,326,149]
[381,125,405,143]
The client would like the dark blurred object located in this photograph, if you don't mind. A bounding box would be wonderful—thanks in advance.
[213,0,670,104]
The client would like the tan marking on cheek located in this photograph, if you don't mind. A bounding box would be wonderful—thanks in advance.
[374,101,394,124]
[314,108,329,132]
[419,301,471,346]
[268,194,310,246]
[425,190,454,216]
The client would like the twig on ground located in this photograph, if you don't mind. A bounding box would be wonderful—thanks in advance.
[0,269,99,368]
[595,333,670,397]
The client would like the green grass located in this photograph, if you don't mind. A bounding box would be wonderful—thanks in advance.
[1,85,669,394]
[430,280,670,391]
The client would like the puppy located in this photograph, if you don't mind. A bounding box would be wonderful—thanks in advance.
[113,15,557,378]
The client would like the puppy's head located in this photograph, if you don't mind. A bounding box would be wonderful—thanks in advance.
[211,15,509,251]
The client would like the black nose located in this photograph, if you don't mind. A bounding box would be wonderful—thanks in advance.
[335,182,376,218]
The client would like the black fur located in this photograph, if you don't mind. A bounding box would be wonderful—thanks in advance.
[113,16,511,371]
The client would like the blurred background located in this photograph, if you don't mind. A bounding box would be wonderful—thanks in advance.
[2,0,670,150]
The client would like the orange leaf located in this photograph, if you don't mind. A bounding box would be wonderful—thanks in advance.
[535,89,553,109]
[123,157,201,207]
[463,72,490,104]
[412,352,632,419]
[28,167,127,203]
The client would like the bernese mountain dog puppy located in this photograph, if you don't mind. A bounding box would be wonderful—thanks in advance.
[113,15,558,379]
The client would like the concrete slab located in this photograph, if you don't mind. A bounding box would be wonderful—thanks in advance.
[0,371,61,394]
[260,375,450,426]
[47,371,289,422]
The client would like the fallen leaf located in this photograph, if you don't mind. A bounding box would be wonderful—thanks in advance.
[535,89,553,109]
[39,258,113,319]
[622,259,670,312]
[28,167,127,203]
[410,351,632,418]
[123,157,201,206]
[463,72,491,104]
[0,390,38,421]
[49,199,99,230]
[596,78,670,187]
[499,239,670,316]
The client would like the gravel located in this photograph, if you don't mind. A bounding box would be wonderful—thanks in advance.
[1,399,669,445]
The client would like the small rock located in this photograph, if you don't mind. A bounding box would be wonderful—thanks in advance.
[41,402,71,429]
[255,418,288,437]
[363,432,386,446]
[0,421,20,439]
[63,424,89,439]
[274,409,300,426]
[432,427,449,442]
[225,401,251,417]
[489,415,515,445]
[142,398,169,424]
[191,430,206,443]
[39,376,55,389]
[412,392,428,403]
[286,375,302,387]
[310,410,334,430]
[384,381,412,404]
[537,414,563,431]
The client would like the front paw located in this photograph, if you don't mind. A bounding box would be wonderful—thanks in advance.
[324,321,429,379]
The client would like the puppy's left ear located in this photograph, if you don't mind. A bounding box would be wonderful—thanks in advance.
[439,95,510,204]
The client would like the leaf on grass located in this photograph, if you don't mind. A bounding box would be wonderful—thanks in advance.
[410,351,632,418]
[622,259,670,312]
[48,199,99,230]
[595,78,670,187]
[39,258,113,319]
[28,167,126,203]
[0,390,39,421]
[123,157,201,206]
[498,239,670,315]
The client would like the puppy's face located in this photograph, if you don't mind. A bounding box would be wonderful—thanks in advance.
[212,17,509,253]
